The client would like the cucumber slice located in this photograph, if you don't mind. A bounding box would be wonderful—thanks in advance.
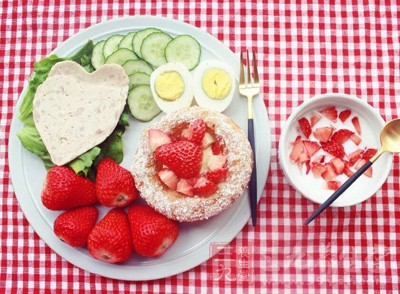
[105,48,138,65]
[140,32,173,68]
[127,85,161,121]
[91,40,106,69]
[129,72,150,88]
[119,32,136,50]
[165,35,201,70]
[103,35,124,59]
[122,60,153,76]
[132,28,161,58]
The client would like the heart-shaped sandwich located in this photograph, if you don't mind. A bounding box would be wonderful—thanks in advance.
[33,61,129,165]
[131,106,253,222]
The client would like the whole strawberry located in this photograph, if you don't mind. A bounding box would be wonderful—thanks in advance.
[54,206,98,247]
[87,208,133,263]
[128,205,179,257]
[96,158,138,207]
[41,166,97,211]
[155,140,202,179]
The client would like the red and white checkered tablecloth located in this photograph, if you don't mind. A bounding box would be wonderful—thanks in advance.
[1,1,400,292]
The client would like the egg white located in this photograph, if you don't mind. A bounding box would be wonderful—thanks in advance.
[192,59,236,112]
[150,62,194,113]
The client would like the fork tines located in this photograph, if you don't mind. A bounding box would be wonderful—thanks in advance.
[240,49,259,86]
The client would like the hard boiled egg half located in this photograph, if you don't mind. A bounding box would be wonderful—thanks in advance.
[193,60,236,112]
[150,62,193,113]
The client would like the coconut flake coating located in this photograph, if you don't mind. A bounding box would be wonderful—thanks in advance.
[131,107,253,222]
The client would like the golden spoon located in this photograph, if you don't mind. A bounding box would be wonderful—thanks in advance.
[305,118,400,224]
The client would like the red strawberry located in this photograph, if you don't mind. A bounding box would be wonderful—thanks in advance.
[202,132,215,149]
[54,206,98,247]
[298,152,310,163]
[354,159,372,177]
[148,129,172,151]
[362,148,378,161]
[347,149,363,166]
[352,117,361,135]
[211,141,224,155]
[187,176,200,186]
[207,155,227,171]
[41,166,97,211]
[321,163,336,181]
[320,106,338,122]
[158,169,179,191]
[344,165,355,177]
[313,154,325,163]
[310,112,322,127]
[155,141,202,179]
[321,141,345,159]
[87,208,133,263]
[327,181,341,191]
[205,167,228,184]
[303,140,320,157]
[176,179,194,196]
[188,119,207,146]
[128,205,179,257]
[339,109,351,122]
[313,127,333,143]
[289,139,305,162]
[350,134,362,145]
[96,158,138,207]
[305,160,311,175]
[311,162,326,178]
[298,117,312,138]
[331,129,354,144]
[193,176,218,196]
[330,158,345,174]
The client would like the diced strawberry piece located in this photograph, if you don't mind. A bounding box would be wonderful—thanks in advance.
[344,165,355,177]
[294,135,302,142]
[298,152,310,163]
[298,117,312,138]
[176,179,194,196]
[313,127,334,143]
[202,132,215,149]
[158,169,179,191]
[347,149,364,166]
[354,159,372,177]
[362,148,378,161]
[350,134,362,145]
[211,141,223,155]
[305,160,311,175]
[149,129,172,151]
[207,155,227,171]
[320,106,338,122]
[352,117,361,135]
[330,158,345,175]
[339,109,352,122]
[289,139,305,162]
[313,155,325,163]
[321,141,345,159]
[310,112,322,127]
[331,129,354,144]
[321,163,337,181]
[327,181,341,191]
[205,167,228,184]
[311,162,326,178]
[200,147,213,173]
[303,140,320,157]
[187,176,200,186]
[193,177,218,197]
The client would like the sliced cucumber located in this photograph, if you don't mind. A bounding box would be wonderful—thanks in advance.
[119,32,136,50]
[165,35,201,70]
[127,85,161,121]
[140,32,173,68]
[103,35,124,59]
[122,60,153,76]
[132,28,161,58]
[91,40,106,69]
[105,48,138,65]
[129,72,150,88]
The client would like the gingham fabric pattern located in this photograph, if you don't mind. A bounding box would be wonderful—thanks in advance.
[1,1,400,292]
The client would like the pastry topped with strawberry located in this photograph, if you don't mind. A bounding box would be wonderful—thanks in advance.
[131,106,253,222]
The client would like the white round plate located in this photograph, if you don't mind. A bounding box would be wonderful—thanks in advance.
[8,16,271,281]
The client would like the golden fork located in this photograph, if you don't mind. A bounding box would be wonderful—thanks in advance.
[239,49,260,226]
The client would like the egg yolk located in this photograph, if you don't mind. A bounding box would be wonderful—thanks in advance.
[201,68,231,100]
[155,71,184,101]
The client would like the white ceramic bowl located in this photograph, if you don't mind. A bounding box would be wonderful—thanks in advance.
[278,93,393,207]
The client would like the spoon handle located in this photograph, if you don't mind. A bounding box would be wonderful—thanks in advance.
[305,160,373,225]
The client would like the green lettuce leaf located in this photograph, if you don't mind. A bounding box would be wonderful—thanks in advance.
[69,147,101,176]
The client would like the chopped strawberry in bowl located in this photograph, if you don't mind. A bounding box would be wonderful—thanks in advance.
[279,93,392,207]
